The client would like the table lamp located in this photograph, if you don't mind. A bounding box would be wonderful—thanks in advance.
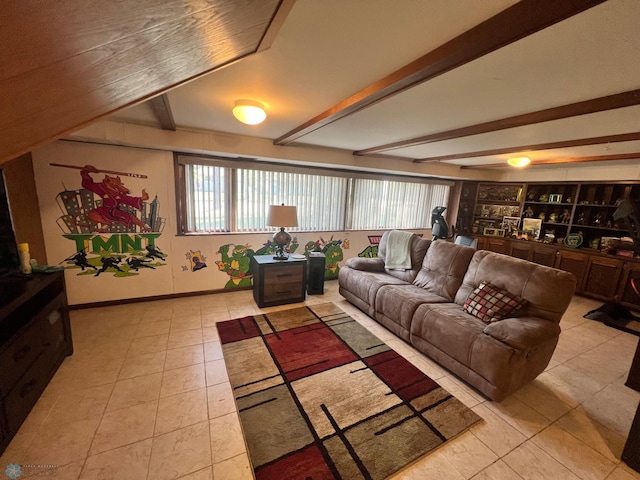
[267,204,298,260]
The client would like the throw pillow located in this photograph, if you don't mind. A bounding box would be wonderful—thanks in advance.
[463,281,527,323]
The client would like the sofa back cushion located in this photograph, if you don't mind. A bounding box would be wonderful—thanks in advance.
[412,241,476,301]
[454,250,577,323]
[378,231,431,283]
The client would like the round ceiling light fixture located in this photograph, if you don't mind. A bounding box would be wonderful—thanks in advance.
[507,157,531,167]
[232,100,266,125]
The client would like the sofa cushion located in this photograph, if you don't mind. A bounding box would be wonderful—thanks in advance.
[412,241,475,301]
[338,267,410,312]
[378,231,431,283]
[454,250,577,323]
[463,281,527,323]
[374,285,449,340]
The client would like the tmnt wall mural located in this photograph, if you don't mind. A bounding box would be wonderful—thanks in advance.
[183,250,208,272]
[216,235,349,288]
[52,163,167,277]
[358,235,383,258]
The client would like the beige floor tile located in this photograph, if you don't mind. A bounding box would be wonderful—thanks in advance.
[127,333,169,356]
[201,310,231,324]
[155,388,209,436]
[119,351,167,380]
[161,364,206,397]
[202,326,218,343]
[607,464,640,480]
[25,415,101,465]
[207,383,236,419]
[581,382,640,436]
[484,397,551,438]
[170,316,202,333]
[177,467,213,479]
[209,413,246,463]
[164,344,204,371]
[511,380,572,422]
[205,359,230,387]
[433,431,499,478]
[534,370,597,408]
[45,383,114,427]
[212,453,253,480]
[471,459,523,480]
[106,372,162,411]
[531,425,616,480]
[554,407,627,462]
[12,394,57,435]
[134,320,171,338]
[203,341,223,362]
[79,439,152,480]
[90,401,157,455]
[390,448,465,480]
[503,441,581,480]
[471,403,527,457]
[167,329,204,349]
[148,421,212,480]
[27,462,84,480]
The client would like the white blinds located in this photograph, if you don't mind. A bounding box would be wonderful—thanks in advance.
[348,179,449,230]
[185,164,227,232]
[236,169,347,232]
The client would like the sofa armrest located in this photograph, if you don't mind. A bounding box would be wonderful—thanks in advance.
[483,317,561,350]
[345,257,385,272]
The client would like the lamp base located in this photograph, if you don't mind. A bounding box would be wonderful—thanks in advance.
[272,228,291,261]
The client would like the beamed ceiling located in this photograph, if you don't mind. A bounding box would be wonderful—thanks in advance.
[2,0,639,174]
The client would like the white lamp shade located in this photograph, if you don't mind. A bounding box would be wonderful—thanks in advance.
[232,100,266,125]
[267,205,298,227]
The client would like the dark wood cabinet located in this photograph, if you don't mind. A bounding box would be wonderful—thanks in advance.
[251,255,307,307]
[531,244,557,267]
[0,272,73,454]
[485,238,508,254]
[555,250,588,290]
[582,256,624,300]
[509,241,532,261]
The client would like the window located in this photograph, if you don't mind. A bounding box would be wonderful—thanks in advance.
[347,179,449,230]
[175,154,451,234]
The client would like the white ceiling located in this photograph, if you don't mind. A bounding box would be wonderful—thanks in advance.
[110,0,640,170]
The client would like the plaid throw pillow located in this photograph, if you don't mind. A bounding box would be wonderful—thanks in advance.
[463,281,527,323]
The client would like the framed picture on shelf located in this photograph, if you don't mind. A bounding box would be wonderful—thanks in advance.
[522,218,543,239]
[483,227,505,237]
[501,216,521,233]
[549,194,563,203]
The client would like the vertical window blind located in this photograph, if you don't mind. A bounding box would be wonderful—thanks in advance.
[348,179,450,230]
[236,169,347,232]
[177,155,451,234]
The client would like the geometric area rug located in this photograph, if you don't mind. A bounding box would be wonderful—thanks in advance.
[217,303,481,479]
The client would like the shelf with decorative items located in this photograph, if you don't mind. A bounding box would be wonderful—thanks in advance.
[471,182,523,235]
[459,180,640,260]
[456,182,479,235]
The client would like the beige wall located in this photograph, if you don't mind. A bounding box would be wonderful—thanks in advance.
[31,141,431,305]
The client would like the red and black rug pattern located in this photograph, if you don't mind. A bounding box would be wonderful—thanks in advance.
[217,303,480,480]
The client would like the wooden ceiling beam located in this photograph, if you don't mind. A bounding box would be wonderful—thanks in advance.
[413,131,640,163]
[274,0,606,147]
[359,89,640,156]
[461,153,640,169]
[149,94,176,131]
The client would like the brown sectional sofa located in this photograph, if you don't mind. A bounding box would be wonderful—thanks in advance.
[338,231,577,401]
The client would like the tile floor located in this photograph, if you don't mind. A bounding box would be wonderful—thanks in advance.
[1,281,640,479]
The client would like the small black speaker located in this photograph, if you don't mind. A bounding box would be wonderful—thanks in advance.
[307,252,325,295]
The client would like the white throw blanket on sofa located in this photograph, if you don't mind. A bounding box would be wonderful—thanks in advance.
[385,230,414,270]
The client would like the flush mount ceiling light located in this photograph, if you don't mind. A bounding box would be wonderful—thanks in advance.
[232,100,266,125]
[507,157,531,167]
